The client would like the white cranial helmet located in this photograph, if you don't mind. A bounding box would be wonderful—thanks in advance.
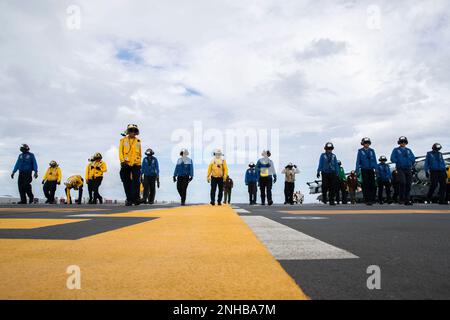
[180,148,189,157]
[261,150,271,158]
[213,148,223,157]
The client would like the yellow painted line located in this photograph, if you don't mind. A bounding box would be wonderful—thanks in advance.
[281,209,450,215]
[0,205,308,300]
[0,208,107,213]
[0,219,84,229]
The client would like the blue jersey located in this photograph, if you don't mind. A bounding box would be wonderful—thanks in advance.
[424,151,446,172]
[173,157,194,177]
[377,163,392,181]
[245,168,258,184]
[355,147,377,172]
[390,147,415,170]
[256,158,276,178]
[317,152,339,175]
[13,152,38,174]
[141,156,159,176]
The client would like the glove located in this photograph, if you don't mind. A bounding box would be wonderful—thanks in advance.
[42,180,45,185]
[293,165,297,168]
[426,172,430,179]
[173,176,177,183]
[157,179,160,188]
[273,175,277,184]
[207,177,211,183]
[11,173,14,179]
[188,176,193,182]
[57,182,61,185]
[34,172,38,179]
[316,172,320,179]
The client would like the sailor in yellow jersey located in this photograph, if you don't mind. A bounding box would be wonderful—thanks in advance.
[64,175,84,205]
[90,152,107,204]
[119,124,142,206]
[207,148,228,206]
[85,157,94,203]
[42,161,62,204]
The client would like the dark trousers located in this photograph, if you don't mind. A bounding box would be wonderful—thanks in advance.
[143,175,157,204]
[224,189,232,204]
[259,176,273,204]
[284,182,295,204]
[321,172,337,204]
[377,179,392,203]
[335,180,348,204]
[176,176,190,204]
[427,171,447,203]
[66,187,83,204]
[348,188,357,204]
[120,165,141,203]
[210,177,224,204]
[18,171,34,203]
[392,183,400,202]
[43,181,57,203]
[397,168,413,202]
[447,184,450,203]
[87,180,93,202]
[92,177,103,204]
[361,169,376,203]
[248,182,257,204]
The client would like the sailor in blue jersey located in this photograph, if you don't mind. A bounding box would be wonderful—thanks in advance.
[256,150,277,206]
[173,148,193,206]
[424,143,447,204]
[376,156,393,204]
[11,144,38,204]
[390,136,416,205]
[141,148,160,204]
[245,162,258,205]
[317,142,339,205]
[355,137,378,205]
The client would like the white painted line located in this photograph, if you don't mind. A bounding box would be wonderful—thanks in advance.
[234,208,250,213]
[241,216,358,260]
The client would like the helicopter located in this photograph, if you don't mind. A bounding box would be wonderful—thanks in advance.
[306,152,450,203]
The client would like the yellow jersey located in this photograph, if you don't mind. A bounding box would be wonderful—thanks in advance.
[65,175,84,189]
[207,158,228,180]
[43,166,62,183]
[119,136,142,166]
[90,160,107,179]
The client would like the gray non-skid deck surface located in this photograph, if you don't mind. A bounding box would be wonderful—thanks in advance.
[236,203,450,299]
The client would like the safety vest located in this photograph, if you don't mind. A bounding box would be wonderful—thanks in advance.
[43,166,62,183]
[90,160,107,179]
[119,136,142,166]
[207,158,228,179]
[65,175,84,189]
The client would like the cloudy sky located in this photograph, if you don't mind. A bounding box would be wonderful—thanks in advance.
[1,0,449,203]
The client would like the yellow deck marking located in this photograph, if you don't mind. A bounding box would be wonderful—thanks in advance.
[0,205,308,300]
[0,219,85,229]
[0,208,107,213]
[281,209,450,215]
